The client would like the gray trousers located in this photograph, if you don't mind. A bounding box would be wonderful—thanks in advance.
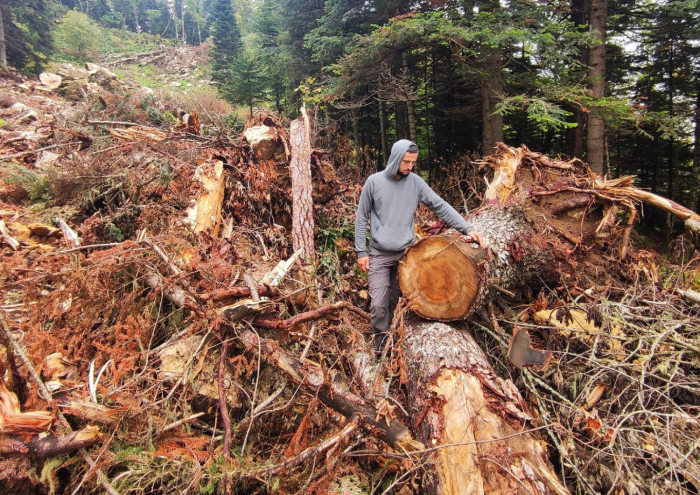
[368,250,404,352]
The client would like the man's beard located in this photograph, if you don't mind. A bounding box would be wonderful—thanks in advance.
[397,170,411,177]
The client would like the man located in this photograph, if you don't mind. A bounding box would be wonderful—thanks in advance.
[355,140,487,355]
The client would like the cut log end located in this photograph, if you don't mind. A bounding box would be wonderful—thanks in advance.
[399,236,486,321]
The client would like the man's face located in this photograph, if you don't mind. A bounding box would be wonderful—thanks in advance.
[397,152,418,178]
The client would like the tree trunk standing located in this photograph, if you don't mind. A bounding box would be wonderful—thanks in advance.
[402,318,570,495]
[691,79,700,211]
[566,108,585,159]
[565,0,587,159]
[586,0,607,175]
[666,49,676,233]
[181,0,186,43]
[406,92,417,146]
[0,5,7,72]
[479,57,503,155]
[289,109,315,261]
[489,59,504,147]
[396,101,408,140]
[379,100,389,166]
[425,54,433,182]
[173,8,179,43]
[667,48,675,201]
[134,9,141,34]
[351,106,361,168]
[481,79,494,154]
[402,52,418,146]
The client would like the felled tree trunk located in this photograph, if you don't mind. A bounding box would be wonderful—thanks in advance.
[403,318,568,495]
[289,108,315,261]
[395,144,700,494]
[399,144,700,320]
[399,205,549,321]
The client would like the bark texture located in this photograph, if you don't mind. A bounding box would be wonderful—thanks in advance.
[691,80,700,212]
[0,6,7,72]
[586,0,607,174]
[403,318,569,495]
[399,205,549,321]
[1,426,102,459]
[289,111,315,261]
[480,54,504,154]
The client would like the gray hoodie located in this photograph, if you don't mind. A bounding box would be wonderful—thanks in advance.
[355,140,475,257]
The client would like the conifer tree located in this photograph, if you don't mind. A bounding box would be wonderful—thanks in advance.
[210,0,241,84]
[0,0,52,74]
[223,53,266,118]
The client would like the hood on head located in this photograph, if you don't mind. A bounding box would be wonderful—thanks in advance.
[384,139,417,181]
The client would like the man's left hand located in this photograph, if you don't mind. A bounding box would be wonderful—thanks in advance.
[464,231,488,248]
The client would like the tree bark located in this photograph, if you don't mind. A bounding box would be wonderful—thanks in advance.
[289,108,315,261]
[399,206,548,321]
[351,106,361,168]
[396,101,408,140]
[586,0,607,174]
[489,59,504,147]
[181,0,186,44]
[379,100,389,166]
[0,5,7,72]
[1,426,102,459]
[481,77,494,154]
[403,318,569,495]
[565,0,588,159]
[480,54,503,156]
[691,79,700,212]
[402,52,417,144]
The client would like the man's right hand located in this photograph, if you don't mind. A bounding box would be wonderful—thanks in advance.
[358,256,369,273]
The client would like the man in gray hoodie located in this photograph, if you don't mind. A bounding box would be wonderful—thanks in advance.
[355,140,486,354]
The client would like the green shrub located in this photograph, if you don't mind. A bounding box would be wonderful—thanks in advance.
[29,176,52,202]
[54,11,100,62]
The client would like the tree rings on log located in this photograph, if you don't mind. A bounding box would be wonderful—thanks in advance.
[399,235,486,321]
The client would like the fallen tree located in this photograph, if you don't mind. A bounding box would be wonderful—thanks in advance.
[400,143,700,320]
[392,143,700,493]
[401,316,568,495]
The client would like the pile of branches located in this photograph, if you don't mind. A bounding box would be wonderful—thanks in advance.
[465,253,700,494]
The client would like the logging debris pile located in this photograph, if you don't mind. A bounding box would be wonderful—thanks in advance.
[0,68,700,495]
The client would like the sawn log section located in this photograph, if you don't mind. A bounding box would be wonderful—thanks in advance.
[403,317,569,495]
